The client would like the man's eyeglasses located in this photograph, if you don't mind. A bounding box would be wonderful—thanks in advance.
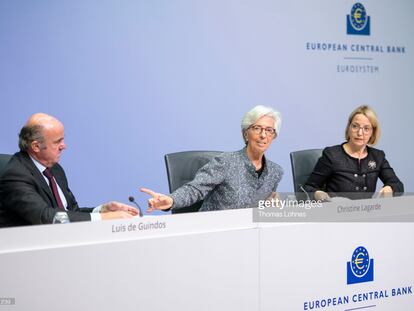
[350,123,372,134]
[249,125,276,136]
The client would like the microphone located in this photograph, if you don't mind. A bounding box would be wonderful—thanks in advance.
[128,196,143,217]
[299,184,311,201]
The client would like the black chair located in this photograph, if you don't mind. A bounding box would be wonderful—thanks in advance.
[164,151,223,214]
[0,154,12,178]
[290,149,323,199]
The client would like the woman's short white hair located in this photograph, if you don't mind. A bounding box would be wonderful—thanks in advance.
[241,105,282,143]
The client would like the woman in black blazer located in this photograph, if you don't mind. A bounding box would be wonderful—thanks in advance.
[304,105,404,200]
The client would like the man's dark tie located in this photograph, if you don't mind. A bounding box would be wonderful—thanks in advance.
[43,168,65,209]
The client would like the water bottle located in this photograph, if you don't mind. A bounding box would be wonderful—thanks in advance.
[52,211,70,224]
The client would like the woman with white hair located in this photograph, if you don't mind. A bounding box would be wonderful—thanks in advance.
[141,105,284,212]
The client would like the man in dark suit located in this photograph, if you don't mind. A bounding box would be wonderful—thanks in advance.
[0,113,138,227]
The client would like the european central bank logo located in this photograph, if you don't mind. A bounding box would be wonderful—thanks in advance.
[347,246,374,284]
[347,3,370,36]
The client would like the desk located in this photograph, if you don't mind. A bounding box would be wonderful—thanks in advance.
[0,197,413,310]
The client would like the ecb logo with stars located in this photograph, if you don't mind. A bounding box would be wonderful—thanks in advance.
[347,3,371,36]
[347,246,374,284]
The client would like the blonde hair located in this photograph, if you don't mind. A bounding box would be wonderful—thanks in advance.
[345,105,380,145]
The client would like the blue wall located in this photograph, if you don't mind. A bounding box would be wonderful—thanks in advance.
[1,0,413,212]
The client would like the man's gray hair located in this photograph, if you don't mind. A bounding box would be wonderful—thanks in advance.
[241,105,282,143]
[18,125,45,151]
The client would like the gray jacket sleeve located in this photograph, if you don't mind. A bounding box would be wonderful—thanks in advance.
[170,155,227,209]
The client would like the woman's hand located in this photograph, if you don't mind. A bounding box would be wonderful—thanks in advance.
[140,188,174,212]
[378,185,393,198]
[314,190,331,202]
[266,192,280,200]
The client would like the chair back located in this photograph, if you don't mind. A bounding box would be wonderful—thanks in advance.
[290,149,323,196]
[164,151,223,213]
[0,154,12,178]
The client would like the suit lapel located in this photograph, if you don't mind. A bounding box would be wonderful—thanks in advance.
[19,152,59,208]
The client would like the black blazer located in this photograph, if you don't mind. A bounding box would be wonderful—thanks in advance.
[304,144,404,200]
[0,152,93,227]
